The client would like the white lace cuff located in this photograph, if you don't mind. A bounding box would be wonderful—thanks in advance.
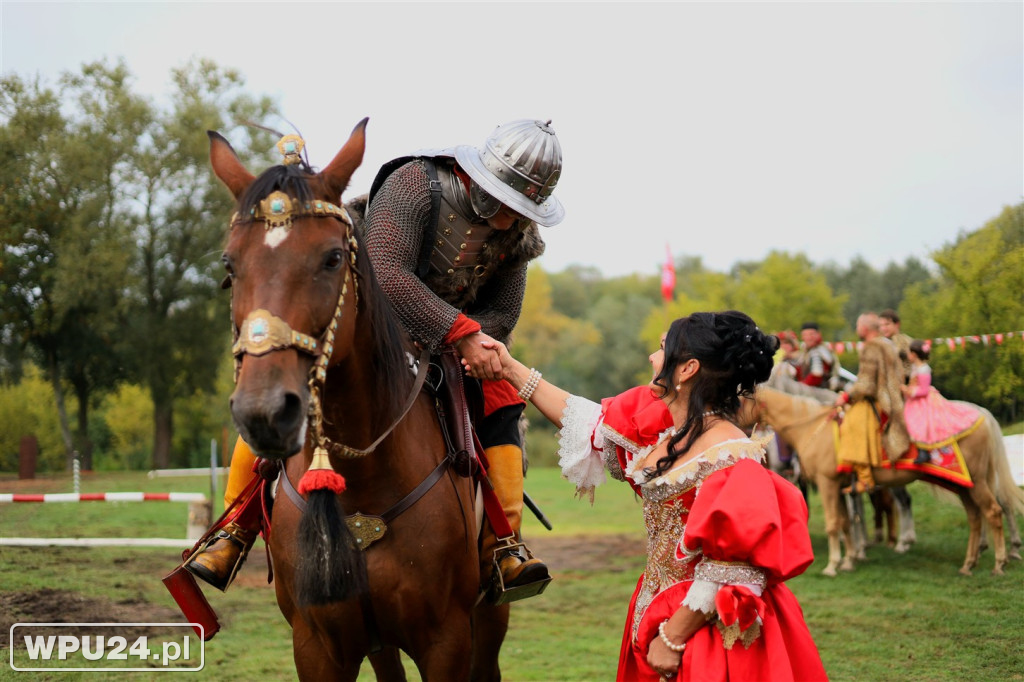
[681,578,765,615]
[681,579,719,615]
[556,395,606,503]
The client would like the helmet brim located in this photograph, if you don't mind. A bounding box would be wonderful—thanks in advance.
[454,145,564,226]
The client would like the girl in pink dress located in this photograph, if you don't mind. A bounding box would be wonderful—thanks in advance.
[903,339,984,464]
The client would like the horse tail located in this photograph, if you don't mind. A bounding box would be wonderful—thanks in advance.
[980,408,1024,518]
[295,490,368,605]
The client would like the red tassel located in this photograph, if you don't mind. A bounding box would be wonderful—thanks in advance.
[297,468,346,495]
[297,447,346,495]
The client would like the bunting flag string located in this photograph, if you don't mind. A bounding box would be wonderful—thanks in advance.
[827,330,1022,355]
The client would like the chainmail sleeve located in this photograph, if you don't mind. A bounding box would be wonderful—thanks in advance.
[464,263,527,345]
[364,161,461,350]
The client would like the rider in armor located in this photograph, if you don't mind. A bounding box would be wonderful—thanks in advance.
[797,322,836,388]
[360,120,561,597]
[186,120,562,599]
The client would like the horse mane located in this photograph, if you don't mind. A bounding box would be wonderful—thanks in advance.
[238,165,414,424]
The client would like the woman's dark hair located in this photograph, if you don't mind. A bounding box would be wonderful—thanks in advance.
[910,339,930,361]
[648,310,779,479]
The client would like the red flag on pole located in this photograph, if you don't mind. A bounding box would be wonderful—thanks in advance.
[661,244,675,304]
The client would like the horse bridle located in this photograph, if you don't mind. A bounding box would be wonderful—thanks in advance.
[229,190,428,461]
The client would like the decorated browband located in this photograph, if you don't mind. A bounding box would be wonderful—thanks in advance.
[230,134,353,231]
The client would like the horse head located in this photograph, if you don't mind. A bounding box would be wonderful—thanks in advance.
[210,120,367,460]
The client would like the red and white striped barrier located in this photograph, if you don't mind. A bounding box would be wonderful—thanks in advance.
[0,492,206,503]
[0,491,211,548]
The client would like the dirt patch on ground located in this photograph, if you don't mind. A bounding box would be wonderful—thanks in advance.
[512,533,644,572]
[231,533,644,587]
[0,588,181,648]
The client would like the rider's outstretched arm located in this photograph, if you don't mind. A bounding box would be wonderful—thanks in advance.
[469,340,572,428]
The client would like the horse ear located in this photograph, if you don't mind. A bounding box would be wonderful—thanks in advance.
[208,131,255,199]
[320,118,368,200]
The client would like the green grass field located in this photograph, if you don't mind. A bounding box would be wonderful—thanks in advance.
[1,467,1022,681]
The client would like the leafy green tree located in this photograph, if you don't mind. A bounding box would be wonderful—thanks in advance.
[731,251,846,337]
[822,256,935,331]
[516,265,602,386]
[119,59,275,468]
[0,365,66,471]
[548,265,603,319]
[0,62,144,469]
[100,382,154,471]
[901,204,1024,421]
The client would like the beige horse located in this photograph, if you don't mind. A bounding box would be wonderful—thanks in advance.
[746,387,1024,576]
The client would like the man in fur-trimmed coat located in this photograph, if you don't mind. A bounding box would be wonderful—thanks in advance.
[835,312,910,493]
[362,120,565,599]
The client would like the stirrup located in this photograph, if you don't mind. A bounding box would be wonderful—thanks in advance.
[185,523,255,592]
[486,541,552,605]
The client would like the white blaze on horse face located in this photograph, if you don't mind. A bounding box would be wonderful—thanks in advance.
[265,226,290,249]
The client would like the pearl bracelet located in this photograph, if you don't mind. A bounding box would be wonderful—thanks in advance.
[658,619,686,653]
[517,368,542,401]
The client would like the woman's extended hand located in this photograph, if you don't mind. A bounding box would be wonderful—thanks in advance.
[462,338,516,381]
[646,636,682,679]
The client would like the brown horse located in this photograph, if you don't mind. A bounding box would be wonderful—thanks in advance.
[745,387,1024,576]
[210,120,507,680]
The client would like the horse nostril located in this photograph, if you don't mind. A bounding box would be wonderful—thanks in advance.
[280,392,304,428]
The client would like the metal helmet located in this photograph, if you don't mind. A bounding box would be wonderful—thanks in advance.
[454,119,565,226]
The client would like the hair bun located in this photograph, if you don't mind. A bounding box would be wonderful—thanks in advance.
[716,311,777,389]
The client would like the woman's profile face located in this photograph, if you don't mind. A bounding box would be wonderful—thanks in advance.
[649,332,667,384]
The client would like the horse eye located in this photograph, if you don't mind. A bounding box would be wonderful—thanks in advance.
[324,249,344,271]
[220,254,235,289]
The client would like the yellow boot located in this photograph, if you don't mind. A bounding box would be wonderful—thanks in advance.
[223,438,258,510]
[842,463,878,495]
[480,444,550,603]
[186,438,260,591]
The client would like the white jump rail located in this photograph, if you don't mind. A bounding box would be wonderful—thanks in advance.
[147,467,229,478]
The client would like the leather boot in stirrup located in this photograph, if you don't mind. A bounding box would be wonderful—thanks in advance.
[186,521,257,592]
[488,541,552,604]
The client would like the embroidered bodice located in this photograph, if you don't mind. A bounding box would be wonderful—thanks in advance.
[555,388,779,634]
[631,437,768,641]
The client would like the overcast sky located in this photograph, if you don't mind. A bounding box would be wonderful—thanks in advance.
[2,1,1021,278]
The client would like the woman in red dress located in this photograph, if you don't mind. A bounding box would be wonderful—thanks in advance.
[471,310,827,681]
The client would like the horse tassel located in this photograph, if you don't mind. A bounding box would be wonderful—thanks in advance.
[298,447,346,495]
[295,446,366,605]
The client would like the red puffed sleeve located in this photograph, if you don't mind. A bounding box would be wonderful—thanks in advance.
[682,458,813,584]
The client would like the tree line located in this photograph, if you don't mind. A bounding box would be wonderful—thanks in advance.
[2,60,1021,473]
[513,207,1022,453]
